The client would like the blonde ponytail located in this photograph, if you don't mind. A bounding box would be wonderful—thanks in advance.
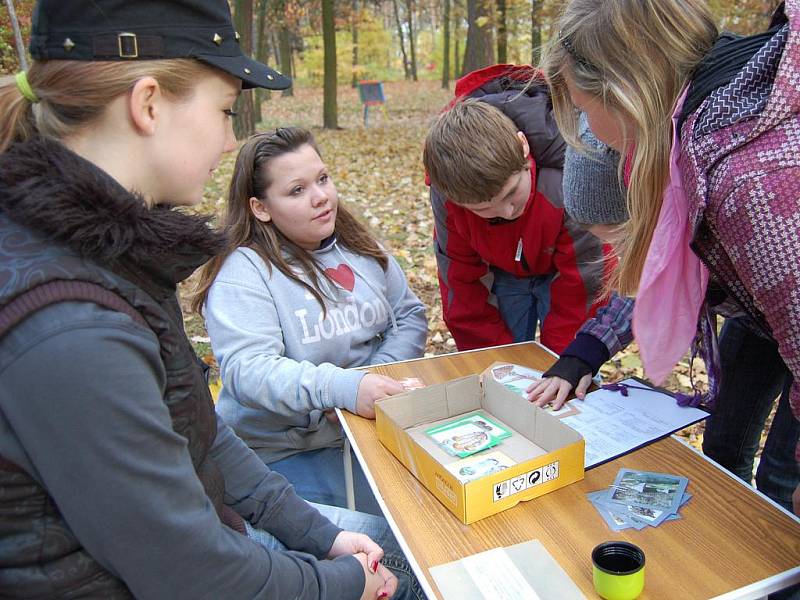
[0,74,38,152]
[0,59,216,154]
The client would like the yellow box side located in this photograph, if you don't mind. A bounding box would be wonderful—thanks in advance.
[463,439,585,523]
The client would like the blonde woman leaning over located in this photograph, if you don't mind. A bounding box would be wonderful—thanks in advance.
[542,0,800,523]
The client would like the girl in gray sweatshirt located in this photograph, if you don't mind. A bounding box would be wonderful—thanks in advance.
[196,128,428,512]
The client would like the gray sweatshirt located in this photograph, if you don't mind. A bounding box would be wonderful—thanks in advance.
[206,237,427,463]
[0,300,364,599]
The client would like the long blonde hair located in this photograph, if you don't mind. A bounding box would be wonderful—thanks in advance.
[542,0,717,295]
[0,59,217,153]
[191,127,388,315]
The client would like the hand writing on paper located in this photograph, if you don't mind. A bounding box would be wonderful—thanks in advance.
[526,374,592,410]
[355,374,404,419]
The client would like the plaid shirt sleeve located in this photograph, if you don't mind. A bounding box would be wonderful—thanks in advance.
[576,293,635,358]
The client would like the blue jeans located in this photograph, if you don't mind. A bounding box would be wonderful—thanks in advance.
[491,268,554,342]
[268,445,382,515]
[702,318,800,512]
[245,503,426,600]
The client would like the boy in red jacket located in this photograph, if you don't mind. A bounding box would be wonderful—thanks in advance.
[423,64,608,353]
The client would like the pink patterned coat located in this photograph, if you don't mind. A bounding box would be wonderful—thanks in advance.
[680,0,800,466]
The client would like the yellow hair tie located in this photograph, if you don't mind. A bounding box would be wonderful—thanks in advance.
[15,71,39,104]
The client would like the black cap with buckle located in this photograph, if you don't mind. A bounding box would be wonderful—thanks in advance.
[29,0,291,90]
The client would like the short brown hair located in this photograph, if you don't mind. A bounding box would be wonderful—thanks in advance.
[423,99,527,205]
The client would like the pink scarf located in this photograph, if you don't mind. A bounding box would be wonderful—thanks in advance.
[632,87,709,385]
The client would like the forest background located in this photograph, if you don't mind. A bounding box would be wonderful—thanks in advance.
[1,0,781,458]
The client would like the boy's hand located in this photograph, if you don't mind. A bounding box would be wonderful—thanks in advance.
[527,374,592,410]
[354,374,404,419]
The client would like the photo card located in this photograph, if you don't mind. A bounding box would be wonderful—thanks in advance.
[426,417,501,457]
[609,469,688,517]
[459,411,513,440]
[445,450,516,483]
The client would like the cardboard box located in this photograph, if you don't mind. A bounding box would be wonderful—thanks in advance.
[375,368,585,524]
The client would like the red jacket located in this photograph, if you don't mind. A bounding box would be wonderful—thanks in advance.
[429,65,608,353]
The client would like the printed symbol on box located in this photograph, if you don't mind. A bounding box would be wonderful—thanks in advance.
[542,461,559,482]
[494,481,509,502]
[527,469,542,487]
[510,475,527,494]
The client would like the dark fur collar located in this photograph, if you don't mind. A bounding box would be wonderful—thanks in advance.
[0,138,224,285]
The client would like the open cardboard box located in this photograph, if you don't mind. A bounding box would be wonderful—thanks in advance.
[375,366,585,524]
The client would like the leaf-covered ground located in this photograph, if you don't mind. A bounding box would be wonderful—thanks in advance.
[181,80,772,466]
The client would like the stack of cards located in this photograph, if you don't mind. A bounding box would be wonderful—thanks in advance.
[588,468,692,531]
[426,412,512,458]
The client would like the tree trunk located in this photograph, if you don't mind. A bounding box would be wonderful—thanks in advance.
[233,0,256,139]
[4,0,28,70]
[279,29,293,96]
[392,0,410,79]
[322,0,338,129]
[462,0,494,76]
[454,20,461,77]
[496,0,507,64]
[352,0,359,87]
[405,0,418,81]
[441,0,450,88]
[254,0,270,118]
[531,0,542,66]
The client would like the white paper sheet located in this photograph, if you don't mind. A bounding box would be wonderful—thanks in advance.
[461,547,541,600]
[491,366,710,469]
[558,378,709,468]
[430,540,586,600]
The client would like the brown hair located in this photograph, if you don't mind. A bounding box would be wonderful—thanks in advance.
[192,127,388,315]
[423,99,527,205]
[542,0,717,295]
[0,59,217,153]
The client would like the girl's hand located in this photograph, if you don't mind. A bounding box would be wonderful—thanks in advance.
[354,374,404,419]
[526,374,592,410]
[328,531,383,565]
[354,553,398,600]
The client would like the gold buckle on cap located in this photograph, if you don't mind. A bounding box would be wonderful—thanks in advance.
[118,32,138,58]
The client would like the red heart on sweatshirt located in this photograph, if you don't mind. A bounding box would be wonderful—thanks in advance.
[324,264,355,292]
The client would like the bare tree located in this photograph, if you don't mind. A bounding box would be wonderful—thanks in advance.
[496,0,507,64]
[441,0,451,88]
[4,0,28,70]
[352,0,359,87]
[531,0,542,66]
[255,0,270,117]
[392,0,411,79]
[233,0,256,138]
[405,0,418,81]
[462,0,494,75]
[322,0,338,128]
[273,0,294,97]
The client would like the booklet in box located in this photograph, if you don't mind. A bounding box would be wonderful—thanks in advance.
[375,368,585,524]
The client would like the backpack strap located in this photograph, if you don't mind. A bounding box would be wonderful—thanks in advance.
[0,279,147,340]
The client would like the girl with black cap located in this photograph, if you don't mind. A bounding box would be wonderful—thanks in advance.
[0,1,422,598]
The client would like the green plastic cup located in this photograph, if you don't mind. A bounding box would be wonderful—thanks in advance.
[592,541,645,600]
